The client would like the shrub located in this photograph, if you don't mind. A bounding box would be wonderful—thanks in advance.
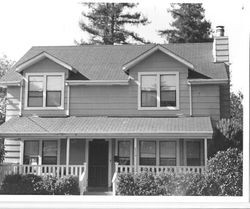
[0,174,42,194]
[116,148,242,196]
[0,174,79,195]
[54,176,79,195]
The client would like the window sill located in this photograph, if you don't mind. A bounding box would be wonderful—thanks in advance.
[24,106,64,111]
[138,107,179,111]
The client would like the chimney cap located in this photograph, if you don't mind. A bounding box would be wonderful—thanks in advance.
[216,26,225,37]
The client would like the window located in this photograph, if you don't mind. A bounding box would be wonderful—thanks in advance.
[26,73,64,108]
[118,141,130,165]
[140,141,156,165]
[28,76,43,107]
[160,141,176,166]
[139,72,179,109]
[186,141,201,166]
[42,141,57,165]
[141,75,157,107]
[23,141,39,164]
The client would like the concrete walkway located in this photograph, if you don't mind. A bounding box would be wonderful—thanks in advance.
[84,187,113,195]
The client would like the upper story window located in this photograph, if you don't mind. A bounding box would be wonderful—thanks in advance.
[138,72,179,110]
[25,73,64,109]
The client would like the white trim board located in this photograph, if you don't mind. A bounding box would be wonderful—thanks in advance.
[123,45,194,71]
[15,52,74,73]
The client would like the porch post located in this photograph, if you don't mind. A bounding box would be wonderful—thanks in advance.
[19,140,24,165]
[66,138,70,174]
[204,138,208,167]
[134,138,138,173]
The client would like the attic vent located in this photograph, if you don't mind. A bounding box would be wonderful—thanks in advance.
[213,26,229,63]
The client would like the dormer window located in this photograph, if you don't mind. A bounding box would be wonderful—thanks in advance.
[25,73,64,109]
[138,72,179,110]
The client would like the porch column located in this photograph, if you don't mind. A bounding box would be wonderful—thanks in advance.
[204,138,208,167]
[66,137,70,174]
[19,140,24,165]
[134,138,138,172]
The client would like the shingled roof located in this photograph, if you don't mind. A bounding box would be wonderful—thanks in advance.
[0,116,213,138]
[0,43,228,82]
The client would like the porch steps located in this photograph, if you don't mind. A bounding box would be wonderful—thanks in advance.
[84,187,113,196]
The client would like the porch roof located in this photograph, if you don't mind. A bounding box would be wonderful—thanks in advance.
[0,116,213,139]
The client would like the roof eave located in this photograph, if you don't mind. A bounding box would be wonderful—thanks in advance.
[0,132,213,139]
[187,79,228,85]
[66,80,129,86]
[122,44,195,72]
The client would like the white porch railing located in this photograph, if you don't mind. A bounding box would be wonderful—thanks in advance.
[0,163,88,195]
[112,163,205,195]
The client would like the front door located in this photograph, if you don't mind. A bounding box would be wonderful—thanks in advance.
[88,140,109,187]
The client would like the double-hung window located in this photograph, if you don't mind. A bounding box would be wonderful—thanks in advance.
[118,141,131,165]
[140,141,156,165]
[26,73,64,109]
[139,72,179,110]
[160,141,176,166]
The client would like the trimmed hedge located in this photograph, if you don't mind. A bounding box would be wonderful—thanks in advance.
[116,148,242,196]
[0,174,79,195]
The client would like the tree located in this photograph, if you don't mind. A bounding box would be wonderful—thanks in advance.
[0,55,14,124]
[159,3,212,43]
[230,91,243,126]
[78,3,150,45]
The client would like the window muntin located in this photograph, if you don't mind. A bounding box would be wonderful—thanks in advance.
[186,141,200,166]
[140,141,156,165]
[42,141,57,165]
[23,141,39,164]
[118,141,130,165]
[160,141,176,166]
[139,72,179,109]
[28,76,44,107]
[141,75,157,107]
[26,73,64,109]
[160,75,176,107]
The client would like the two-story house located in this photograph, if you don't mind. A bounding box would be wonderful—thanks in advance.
[0,26,230,194]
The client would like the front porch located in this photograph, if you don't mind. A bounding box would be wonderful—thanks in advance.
[0,116,213,195]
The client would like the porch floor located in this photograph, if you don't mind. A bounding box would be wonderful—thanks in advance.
[84,187,113,195]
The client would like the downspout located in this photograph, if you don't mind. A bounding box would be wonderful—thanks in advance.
[66,83,70,116]
[19,80,23,116]
[187,82,193,116]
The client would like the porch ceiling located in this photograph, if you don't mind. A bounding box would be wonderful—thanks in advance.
[0,116,213,139]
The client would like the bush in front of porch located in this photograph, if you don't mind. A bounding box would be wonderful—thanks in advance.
[0,174,79,195]
[116,148,242,196]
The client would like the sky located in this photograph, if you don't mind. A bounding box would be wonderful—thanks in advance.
[0,0,249,93]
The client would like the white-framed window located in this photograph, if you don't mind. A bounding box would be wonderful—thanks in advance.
[118,141,131,165]
[23,139,59,165]
[139,141,156,165]
[159,141,176,166]
[138,72,179,110]
[25,73,65,109]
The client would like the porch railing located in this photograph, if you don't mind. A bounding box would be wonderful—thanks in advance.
[112,163,205,195]
[0,163,88,195]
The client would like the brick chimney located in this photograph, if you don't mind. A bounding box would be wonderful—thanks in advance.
[213,26,229,63]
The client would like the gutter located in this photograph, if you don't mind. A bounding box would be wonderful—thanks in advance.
[66,80,129,86]
[0,81,22,87]
[187,79,228,85]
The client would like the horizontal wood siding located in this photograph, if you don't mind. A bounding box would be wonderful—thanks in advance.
[220,84,230,118]
[4,138,20,164]
[69,139,85,165]
[6,86,20,121]
[70,51,190,117]
[192,85,220,121]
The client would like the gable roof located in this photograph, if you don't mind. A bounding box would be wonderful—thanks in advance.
[0,43,228,83]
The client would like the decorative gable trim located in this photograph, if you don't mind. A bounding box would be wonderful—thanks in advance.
[122,44,195,71]
[15,52,75,73]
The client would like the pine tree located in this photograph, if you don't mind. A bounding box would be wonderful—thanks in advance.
[159,3,212,43]
[78,3,149,45]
